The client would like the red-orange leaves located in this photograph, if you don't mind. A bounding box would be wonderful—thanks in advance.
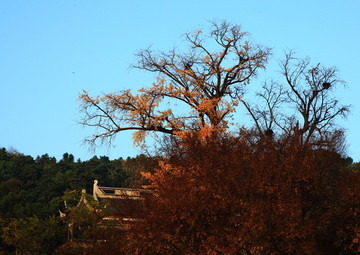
[124,133,358,254]
[79,21,270,148]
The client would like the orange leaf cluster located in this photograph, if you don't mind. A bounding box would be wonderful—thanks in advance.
[124,132,359,254]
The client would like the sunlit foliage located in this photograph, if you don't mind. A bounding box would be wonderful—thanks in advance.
[79,21,270,147]
[125,132,359,254]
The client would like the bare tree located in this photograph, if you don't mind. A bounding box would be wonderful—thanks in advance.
[244,50,350,150]
[79,21,270,148]
[242,80,286,137]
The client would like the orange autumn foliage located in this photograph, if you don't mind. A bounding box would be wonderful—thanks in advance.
[77,20,355,254]
[123,132,359,255]
[79,21,270,148]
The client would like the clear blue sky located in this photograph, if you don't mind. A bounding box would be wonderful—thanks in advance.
[1,0,359,162]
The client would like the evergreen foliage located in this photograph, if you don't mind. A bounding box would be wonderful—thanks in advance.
[0,148,153,254]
